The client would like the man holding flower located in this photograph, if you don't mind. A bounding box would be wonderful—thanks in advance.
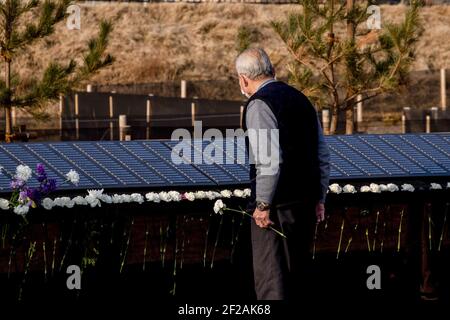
[235,48,330,300]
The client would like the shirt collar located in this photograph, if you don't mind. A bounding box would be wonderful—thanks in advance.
[255,78,277,94]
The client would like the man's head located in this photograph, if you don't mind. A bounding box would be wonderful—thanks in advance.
[235,48,275,98]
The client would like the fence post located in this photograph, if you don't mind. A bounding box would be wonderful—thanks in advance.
[109,92,115,141]
[146,96,152,140]
[75,93,79,140]
[119,114,130,141]
[441,68,447,111]
[403,107,411,133]
[425,114,431,133]
[401,114,406,134]
[11,107,16,127]
[356,94,363,123]
[181,80,187,98]
[240,105,244,129]
[59,95,64,139]
[191,101,196,127]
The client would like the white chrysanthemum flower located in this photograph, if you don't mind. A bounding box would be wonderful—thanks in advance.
[233,189,245,198]
[168,191,181,202]
[205,191,216,200]
[65,198,75,208]
[121,194,131,202]
[88,189,104,198]
[85,195,100,208]
[98,194,111,204]
[65,169,80,185]
[131,193,144,203]
[73,196,88,205]
[386,183,399,192]
[41,198,53,210]
[379,184,388,192]
[213,200,226,214]
[342,184,357,194]
[243,188,251,197]
[360,186,371,193]
[14,204,29,215]
[220,190,232,198]
[184,192,195,201]
[430,183,442,190]
[159,192,171,202]
[145,192,160,203]
[15,165,32,182]
[369,183,381,193]
[111,194,122,203]
[61,197,72,207]
[53,197,63,207]
[401,184,415,192]
[194,191,206,199]
[0,198,9,210]
[329,183,342,194]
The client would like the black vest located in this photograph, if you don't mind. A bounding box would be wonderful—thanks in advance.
[242,81,322,209]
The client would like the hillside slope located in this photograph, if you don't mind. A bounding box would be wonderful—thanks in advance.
[17,3,450,86]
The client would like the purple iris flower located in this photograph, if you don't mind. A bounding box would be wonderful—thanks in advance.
[19,190,28,201]
[36,163,46,176]
[42,178,57,194]
[10,179,23,189]
[36,163,47,183]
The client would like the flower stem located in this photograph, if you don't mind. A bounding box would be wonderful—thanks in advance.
[223,208,286,238]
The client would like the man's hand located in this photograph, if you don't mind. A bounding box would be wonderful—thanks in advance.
[253,208,274,229]
[316,202,325,223]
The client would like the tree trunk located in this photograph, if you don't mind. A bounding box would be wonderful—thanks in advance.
[5,59,12,143]
[345,0,355,135]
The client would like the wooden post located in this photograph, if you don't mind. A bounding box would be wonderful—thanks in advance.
[322,109,330,135]
[75,93,79,140]
[119,114,129,141]
[356,94,363,123]
[430,107,438,120]
[239,105,244,129]
[191,101,196,127]
[401,114,406,134]
[109,93,114,141]
[441,68,447,111]
[403,107,411,134]
[146,97,152,140]
[425,114,431,133]
[11,107,16,127]
[181,80,187,98]
[59,95,64,139]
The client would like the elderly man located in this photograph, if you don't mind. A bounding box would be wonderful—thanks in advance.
[236,48,330,300]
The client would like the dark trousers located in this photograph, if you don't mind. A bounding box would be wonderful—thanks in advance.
[251,201,316,300]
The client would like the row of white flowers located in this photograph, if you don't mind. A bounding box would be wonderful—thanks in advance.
[1,182,449,214]
[0,188,252,212]
[328,182,450,194]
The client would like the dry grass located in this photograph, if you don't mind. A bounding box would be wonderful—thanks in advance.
[13,3,450,87]
[8,3,450,131]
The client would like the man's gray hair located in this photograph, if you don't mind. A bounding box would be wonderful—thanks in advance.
[235,48,274,80]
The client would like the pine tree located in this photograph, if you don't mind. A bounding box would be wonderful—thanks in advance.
[272,0,423,134]
[0,0,114,142]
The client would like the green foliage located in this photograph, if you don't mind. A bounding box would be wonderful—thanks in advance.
[235,25,260,54]
[272,0,423,133]
[0,0,114,131]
